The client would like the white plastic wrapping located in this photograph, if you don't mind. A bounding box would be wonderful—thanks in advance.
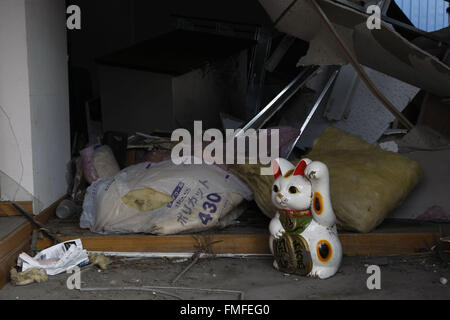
[80,160,253,235]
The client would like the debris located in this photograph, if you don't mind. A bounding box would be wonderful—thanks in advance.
[237,66,319,134]
[103,131,129,169]
[265,34,296,73]
[68,157,84,204]
[286,68,339,158]
[171,253,201,285]
[11,202,61,244]
[172,258,189,264]
[416,93,450,139]
[10,268,47,286]
[80,286,184,300]
[440,277,448,285]
[30,230,39,253]
[324,65,419,144]
[171,237,223,284]
[259,0,450,97]
[80,144,120,184]
[379,141,399,153]
[89,254,112,270]
[437,236,450,263]
[416,206,450,222]
[17,239,89,275]
[56,199,82,220]
[149,286,245,300]
[397,125,450,152]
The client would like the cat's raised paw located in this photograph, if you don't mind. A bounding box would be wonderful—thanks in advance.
[305,161,328,181]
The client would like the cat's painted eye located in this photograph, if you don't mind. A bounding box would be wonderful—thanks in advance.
[288,186,299,194]
[273,185,279,193]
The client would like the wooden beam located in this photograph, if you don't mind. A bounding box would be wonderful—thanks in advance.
[0,201,33,217]
[35,231,444,257]
[340,232,443,256]
[36,234,271,255]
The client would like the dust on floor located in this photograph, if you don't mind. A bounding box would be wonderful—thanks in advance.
[0,254,448,300]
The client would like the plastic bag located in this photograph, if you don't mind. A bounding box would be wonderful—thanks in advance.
[80,145,120,184]
[80,160,253,235]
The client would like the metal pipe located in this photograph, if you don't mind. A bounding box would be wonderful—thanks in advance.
[286,68,340,158]
[12,202,61,244]
[235,65,320,137]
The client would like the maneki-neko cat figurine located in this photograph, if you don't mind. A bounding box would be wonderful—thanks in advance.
[269,158,342,279]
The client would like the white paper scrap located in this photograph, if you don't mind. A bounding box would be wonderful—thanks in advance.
[17,239,89,276]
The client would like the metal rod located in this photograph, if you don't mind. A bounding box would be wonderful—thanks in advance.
[143,286,245,300]
[274,0,299,26]
[235,65,320,137]
[12,202,61,244]
[80,287,184,300]
[286,68,340,158]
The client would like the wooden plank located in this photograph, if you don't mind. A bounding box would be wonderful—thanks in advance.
[340,232,443,256]
[36,234,271,254]
[35,231,444,256]
[0,201,33,217]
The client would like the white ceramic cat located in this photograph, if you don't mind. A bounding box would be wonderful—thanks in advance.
[269,158,342,279]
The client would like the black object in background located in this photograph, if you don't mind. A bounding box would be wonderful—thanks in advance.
[103,131,129,169]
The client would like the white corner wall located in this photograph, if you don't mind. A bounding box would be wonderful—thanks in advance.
[0,0,34,199]
[25,0,71,210]
[0,0,70,212]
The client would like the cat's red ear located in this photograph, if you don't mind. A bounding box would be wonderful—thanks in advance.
[273,160,282,179]
[293,160,307,176]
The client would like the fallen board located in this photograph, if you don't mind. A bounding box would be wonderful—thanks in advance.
[35,216,449,257]
[35,232,443,257]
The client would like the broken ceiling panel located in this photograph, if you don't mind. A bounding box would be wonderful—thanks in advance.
[259,0,450,97]
[330,65,420,143]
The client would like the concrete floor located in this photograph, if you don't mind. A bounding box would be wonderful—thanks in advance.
[1,254,449,300]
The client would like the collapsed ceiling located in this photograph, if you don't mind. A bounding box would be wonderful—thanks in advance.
[259,0,450,97]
